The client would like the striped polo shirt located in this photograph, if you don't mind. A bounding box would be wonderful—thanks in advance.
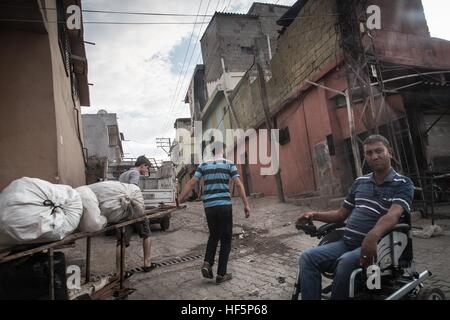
[194,158,240,208]
[342,169,414,247]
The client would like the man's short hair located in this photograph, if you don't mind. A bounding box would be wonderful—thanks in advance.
[135,155,151,167]
[363,135,391,148]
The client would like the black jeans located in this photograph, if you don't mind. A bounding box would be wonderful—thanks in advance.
[204,205,233,276]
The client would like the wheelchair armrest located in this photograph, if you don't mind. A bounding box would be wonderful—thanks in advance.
[391,224,411,232]
[380,224,411,239]
[317,222,346,235]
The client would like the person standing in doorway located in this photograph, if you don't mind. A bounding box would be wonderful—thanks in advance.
[178,143,250,284]
[117,155,156,272]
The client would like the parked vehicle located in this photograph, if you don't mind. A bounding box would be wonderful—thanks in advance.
[106,159,176,231]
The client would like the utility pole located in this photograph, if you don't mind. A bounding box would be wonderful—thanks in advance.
[156,138,172,156]
[256,56,285,203]
[221,58,241,129]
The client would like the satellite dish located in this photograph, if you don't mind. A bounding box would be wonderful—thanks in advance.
[97,109,108,114]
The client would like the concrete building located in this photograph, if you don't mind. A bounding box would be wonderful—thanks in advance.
[171,118,193,172]
[82,110,124,163]
[200,3,289,97]
[171,118,199,198]
[185,65,208,125]
[0,0,90,190]
[82,110,125,183]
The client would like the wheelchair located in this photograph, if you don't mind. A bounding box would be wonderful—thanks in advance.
[291,218,446,300]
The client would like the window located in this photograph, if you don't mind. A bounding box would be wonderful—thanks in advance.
[56,1,80,100]
[241,46,254,55]
[335,95,347,109]
[279,127,290,145]
[327,134,336,156]
[108,125,119,146]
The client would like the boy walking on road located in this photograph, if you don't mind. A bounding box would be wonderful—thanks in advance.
[178,143,250,284]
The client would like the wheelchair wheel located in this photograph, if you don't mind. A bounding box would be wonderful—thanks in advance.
[417,288,446,300]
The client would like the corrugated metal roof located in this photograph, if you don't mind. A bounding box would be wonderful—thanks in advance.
[247,2,291,15]
[214,11,258,18]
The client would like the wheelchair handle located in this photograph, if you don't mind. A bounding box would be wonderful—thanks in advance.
[297,221,318,237]
[297,221,347,240]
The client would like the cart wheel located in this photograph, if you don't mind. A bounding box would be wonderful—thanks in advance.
[417,288,446,300]
[160,216,170,231]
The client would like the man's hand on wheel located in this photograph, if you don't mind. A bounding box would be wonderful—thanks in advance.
[295,212,314,229]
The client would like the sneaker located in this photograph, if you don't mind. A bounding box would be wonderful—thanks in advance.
[201,262,214,279]
[216,273,232,284]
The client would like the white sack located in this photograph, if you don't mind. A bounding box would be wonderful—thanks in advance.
[87,181,144,223]
[0,177,83,248]
[75,186,107,232]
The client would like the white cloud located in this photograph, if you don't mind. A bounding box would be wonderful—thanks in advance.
[82,0,292,160]
[422,0,450,40]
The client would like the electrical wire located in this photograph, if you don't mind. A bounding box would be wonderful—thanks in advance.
[223,0,232,12]
[0,18,210,25]
[163,0,216,130]
[0,5,338,20]
[165,0,205,132]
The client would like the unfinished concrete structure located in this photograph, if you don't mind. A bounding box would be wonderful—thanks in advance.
[0,0,90,190]
[200,3,289,98]
[82,110,125,183]
[82,110,124,163]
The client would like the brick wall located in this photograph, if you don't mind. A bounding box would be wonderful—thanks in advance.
[230,0,342,130]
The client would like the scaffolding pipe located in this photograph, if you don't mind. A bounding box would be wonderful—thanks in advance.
[306,80,363,177]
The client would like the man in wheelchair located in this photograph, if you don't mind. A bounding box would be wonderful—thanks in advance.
[295,135,423,300]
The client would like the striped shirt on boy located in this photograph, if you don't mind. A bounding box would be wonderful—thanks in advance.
[194,158,240,208]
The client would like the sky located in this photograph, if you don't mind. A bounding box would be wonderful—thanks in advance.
[81,0,450,162]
